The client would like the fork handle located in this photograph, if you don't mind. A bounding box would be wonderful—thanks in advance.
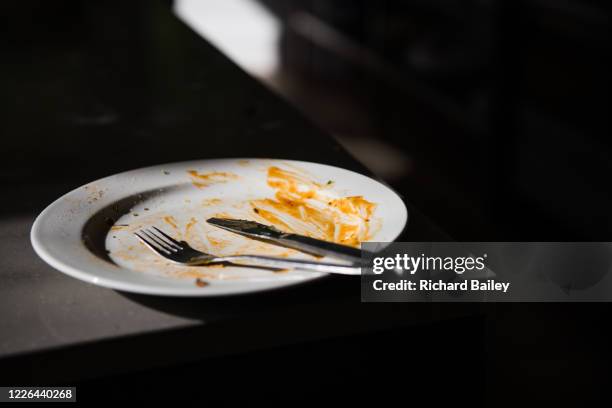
[216,255,361,275]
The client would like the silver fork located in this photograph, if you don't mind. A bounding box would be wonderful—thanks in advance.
[134,227,361,275]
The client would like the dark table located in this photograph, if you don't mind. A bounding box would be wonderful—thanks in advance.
[0,1,475,386]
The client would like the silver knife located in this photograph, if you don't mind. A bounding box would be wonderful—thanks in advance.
[206,217,370,263]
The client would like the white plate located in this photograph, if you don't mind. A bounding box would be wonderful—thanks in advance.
[31,159,407,296]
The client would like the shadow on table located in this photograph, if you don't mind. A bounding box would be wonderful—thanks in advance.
[117,274,358,321]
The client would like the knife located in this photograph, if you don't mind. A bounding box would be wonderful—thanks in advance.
[206,217,371,263]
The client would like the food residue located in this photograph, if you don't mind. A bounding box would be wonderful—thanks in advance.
[109,164,379,282]
[187,170,238,189]
[249,166,376,247]
[201,198,222,206]
[163,215,178,229]
[185,217,198,235]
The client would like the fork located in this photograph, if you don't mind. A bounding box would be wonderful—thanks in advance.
[134,227,361,275]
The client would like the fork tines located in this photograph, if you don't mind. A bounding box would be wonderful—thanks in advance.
[135,227,182,255]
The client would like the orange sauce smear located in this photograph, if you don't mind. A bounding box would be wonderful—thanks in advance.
[185,217,198,234]
[163,215,178,229]
[249,166,376,247]
[187,170,238,188]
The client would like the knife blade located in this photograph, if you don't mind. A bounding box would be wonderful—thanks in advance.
[206,217,370,263]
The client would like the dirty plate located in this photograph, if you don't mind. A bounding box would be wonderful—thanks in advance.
[31,159,408,296]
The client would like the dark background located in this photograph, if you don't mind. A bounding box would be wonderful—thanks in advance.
[264,0,610,242]
[1,0,610,405]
